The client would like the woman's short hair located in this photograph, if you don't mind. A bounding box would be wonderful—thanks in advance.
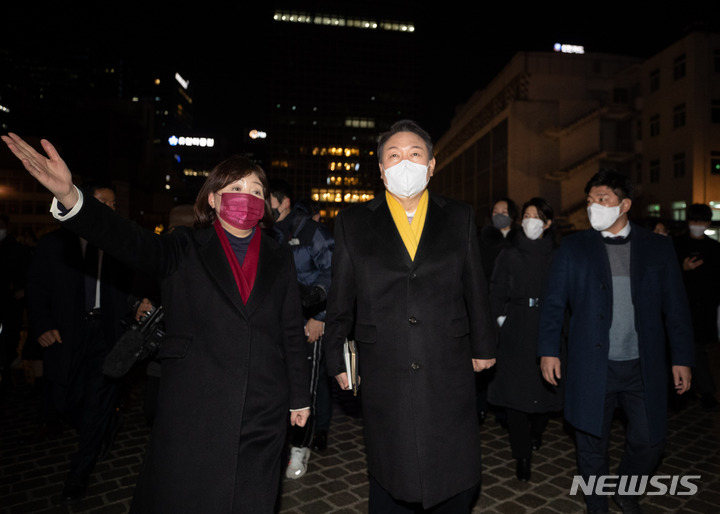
[522,197,554,223]
[194,155,274,229]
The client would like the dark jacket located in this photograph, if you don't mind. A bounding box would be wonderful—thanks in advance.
[537,224,694,444]
[478,223,519,286]
[324,192,495,509]
[274,206,334,321]
[673,233,720,344]
[487,233,563,413]
[26,227,131,387]
[59,195,310,513]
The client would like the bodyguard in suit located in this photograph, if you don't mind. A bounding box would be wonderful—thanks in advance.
[324,120,496,512]
[26,183,132,504]
[538,169,694,514]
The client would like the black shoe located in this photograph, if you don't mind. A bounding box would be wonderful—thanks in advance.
[531,434,542,451]
[311,431,328,451]
[612,493,642,514]
[60,475,88,505]
[515,458,531,481]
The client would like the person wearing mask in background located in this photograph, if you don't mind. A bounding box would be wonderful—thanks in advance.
[477,198,519,427]
[24,181,133,504]
[487,197,563,482]
[538,169,694,514]
[269,180,334,479]
[673,203,720,411]
[2,132,310,513]
[324,120,496,513]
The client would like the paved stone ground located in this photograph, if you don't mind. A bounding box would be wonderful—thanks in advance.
[1,343,719,514]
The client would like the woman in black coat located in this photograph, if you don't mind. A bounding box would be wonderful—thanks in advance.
[2,133,310,513]
[487,197,563,482]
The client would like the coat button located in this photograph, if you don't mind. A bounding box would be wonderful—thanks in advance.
[410,272,417,280]
[408,316,418,325]
[411,362,420,370]
[596,344,602,349]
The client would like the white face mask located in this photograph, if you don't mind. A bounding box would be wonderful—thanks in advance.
[383,160,429,198]
[689,225,707,238]
[522,218,545,240]
[587,203,621,231]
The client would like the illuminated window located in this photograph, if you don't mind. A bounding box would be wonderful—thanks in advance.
[273,10,413,33]
[672,201,687,221]
[647,204,661,218]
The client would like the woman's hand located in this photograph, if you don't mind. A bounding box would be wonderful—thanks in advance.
[1,133,78,208]
[290,408,310,427]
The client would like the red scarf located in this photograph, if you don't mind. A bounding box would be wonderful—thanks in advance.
[213,219,261,304]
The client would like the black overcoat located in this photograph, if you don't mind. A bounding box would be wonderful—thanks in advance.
[324,192,495,509]
[486,233,563,413]
[59,195,310,513]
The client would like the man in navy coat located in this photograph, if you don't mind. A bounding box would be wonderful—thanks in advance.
[538,169,694,514]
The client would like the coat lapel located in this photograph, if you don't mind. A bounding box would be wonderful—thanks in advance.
[366,196,414,268]
[585,230,613,291]
[244,234,280,316]
[196,227,248,317]
[412,194,447,265]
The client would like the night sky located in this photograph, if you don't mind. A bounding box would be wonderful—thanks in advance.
[3,2,718,140]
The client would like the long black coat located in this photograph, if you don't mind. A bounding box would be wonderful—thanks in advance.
[324,192,495,509]
[486,233,563,413]
[60,195,310,513]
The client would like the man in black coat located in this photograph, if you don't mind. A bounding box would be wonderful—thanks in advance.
[26,183,132,504]
[673,203,720,410]
[324,120,496,512]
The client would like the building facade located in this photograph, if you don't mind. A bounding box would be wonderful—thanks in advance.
[432,31,720,236]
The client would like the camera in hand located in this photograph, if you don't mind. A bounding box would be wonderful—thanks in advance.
[103,305,165,378]
[299,283,327,318]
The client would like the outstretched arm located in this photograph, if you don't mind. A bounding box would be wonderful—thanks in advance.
[1,133,78,208]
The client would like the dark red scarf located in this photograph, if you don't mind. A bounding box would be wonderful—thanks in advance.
[213,219,261,304]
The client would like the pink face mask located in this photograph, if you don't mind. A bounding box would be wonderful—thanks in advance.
[217,192,266,230]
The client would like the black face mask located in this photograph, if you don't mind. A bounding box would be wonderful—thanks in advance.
[492,213,512,230]
[271,208,281,221]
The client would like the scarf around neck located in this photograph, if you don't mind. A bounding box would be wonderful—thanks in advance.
[385,189,429,261]
[213,219,261,304]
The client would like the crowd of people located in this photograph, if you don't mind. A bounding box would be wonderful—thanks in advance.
[1,120,718,513]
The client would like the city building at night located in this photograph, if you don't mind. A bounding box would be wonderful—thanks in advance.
[263,8,423,223]
[432,30,720,238]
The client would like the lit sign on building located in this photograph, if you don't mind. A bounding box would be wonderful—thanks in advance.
[175,73,190,90]
[168,135,215,148]
[553,43,585,54]
[249,129,267,139]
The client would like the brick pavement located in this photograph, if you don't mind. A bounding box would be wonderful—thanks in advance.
[1,343,719,514]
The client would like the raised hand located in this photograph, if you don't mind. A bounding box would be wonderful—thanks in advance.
[1,133,78,208]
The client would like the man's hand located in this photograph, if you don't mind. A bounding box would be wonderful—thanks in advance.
[38,329,62,348]
[540,356,562,386]
[682,256,704,271]
[335,372,350,390]
[672,365,692,394]
[305,318,324,343]
[1,133,78,208]
[473,358,496,372]
[135,298,154,321]
[290,408,310,427]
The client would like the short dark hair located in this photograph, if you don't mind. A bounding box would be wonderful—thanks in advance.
[584,168,634,201]
[377,120,433,162]
[81,181,116,196]
[522,197,554,223]
[268,178,294,206]
[493,197,518,221]
[686,203,712,222]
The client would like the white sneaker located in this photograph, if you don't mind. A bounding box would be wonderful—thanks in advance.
[285,446,310,479]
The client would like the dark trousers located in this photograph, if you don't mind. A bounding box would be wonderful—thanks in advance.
[290,336,325,447]
[505,408,549,459]
[368,475,478,514]
[52,320,120,480]
[575,359,665,511]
